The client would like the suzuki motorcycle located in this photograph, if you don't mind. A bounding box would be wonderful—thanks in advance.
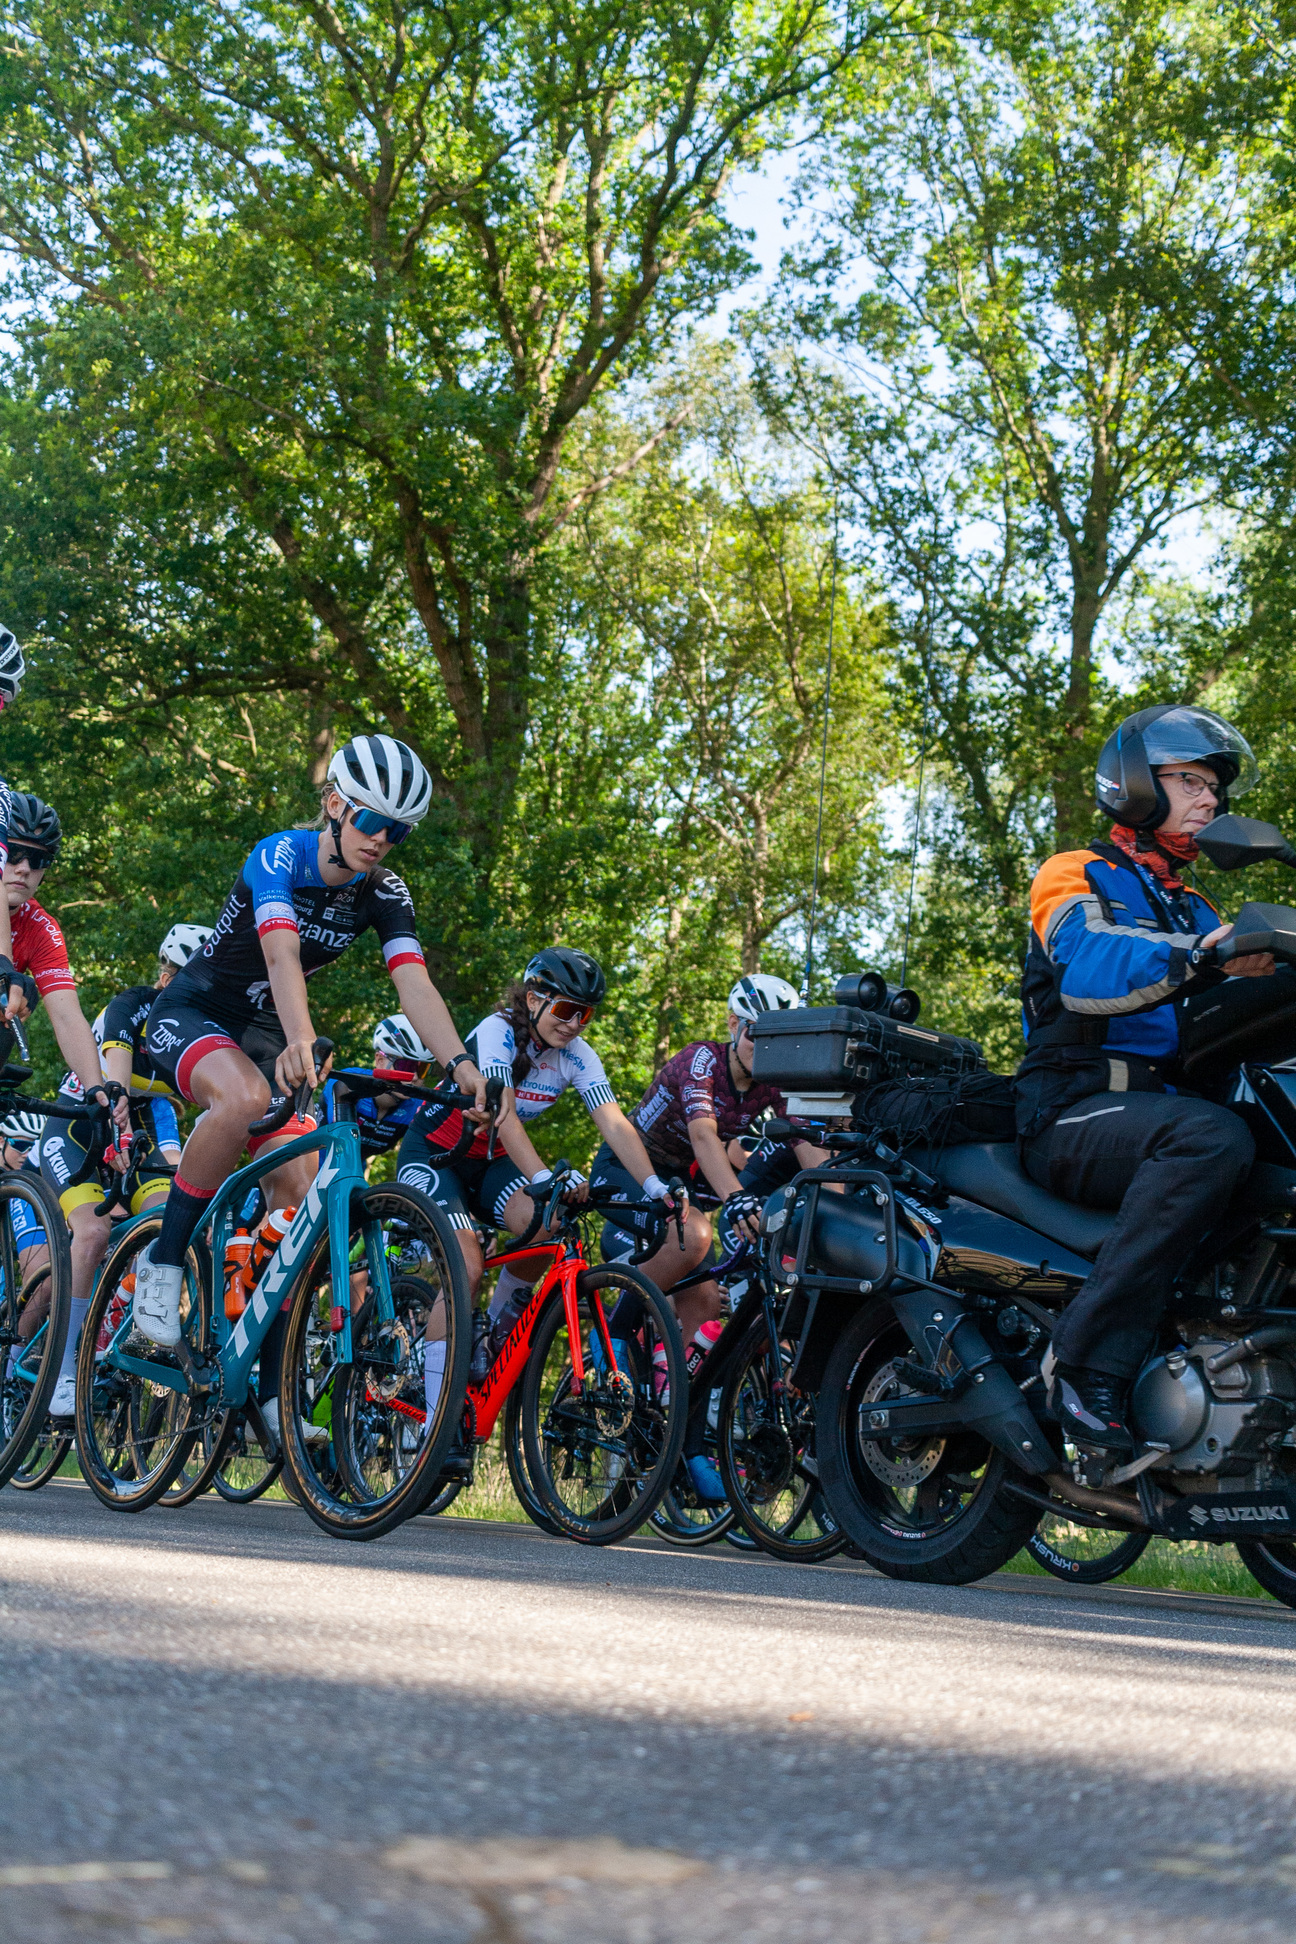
[751,814,1296,1605]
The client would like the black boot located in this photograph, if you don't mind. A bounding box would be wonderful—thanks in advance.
[1051,1363,1134,1455]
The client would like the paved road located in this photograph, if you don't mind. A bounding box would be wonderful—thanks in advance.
[1,1484,1294,1942]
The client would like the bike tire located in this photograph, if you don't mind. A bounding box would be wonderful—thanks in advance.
[211,1406,283,1503]
[520,1264,687,1546]
[717,1318,847,1564]
[74,1216,213,1512]
[1234,1540,1296,1607]
[11,1429,72,1490]
[501,1384,563,1537]
[650,1473,736,1546]
[1026,1519,1150,1583]
[279,1184,471,1540]
[0,1175,73,1491]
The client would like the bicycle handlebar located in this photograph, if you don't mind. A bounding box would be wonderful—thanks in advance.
[246,1037,335,1138]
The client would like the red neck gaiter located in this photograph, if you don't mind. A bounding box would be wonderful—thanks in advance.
[1109,823,1199,896]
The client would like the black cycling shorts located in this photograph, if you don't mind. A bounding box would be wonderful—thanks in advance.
[39,1100,174,1218]
[395,1123,526,1235]
[145,996,317,1154]
[588,1144,671,1262]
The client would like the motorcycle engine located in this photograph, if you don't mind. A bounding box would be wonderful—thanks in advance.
[1130,1339,1296,1476]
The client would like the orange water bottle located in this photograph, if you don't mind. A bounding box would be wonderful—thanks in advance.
[223,1226,255,1320]
[249,1205,297,1313]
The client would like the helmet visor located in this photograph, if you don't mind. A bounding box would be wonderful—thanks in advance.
[343,801,413,844]
[1140,707,1259,797]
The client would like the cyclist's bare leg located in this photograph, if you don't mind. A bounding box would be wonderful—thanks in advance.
[179,1046,272,1188]
[16,1246,52,1342]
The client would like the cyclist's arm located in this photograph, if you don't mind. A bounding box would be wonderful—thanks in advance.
[45,989,131,1139]
[590,1101,666,1189]
[688,1117,746,1203]
[388,962,486,1113]
[0,897,21,1021]
[261,928,327,1089]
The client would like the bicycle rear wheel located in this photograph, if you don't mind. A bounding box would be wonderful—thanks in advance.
[279,1184,471,1540]
[521,1265,686,1545]
[0,1176,72,1490]
[74,1216,213,1511]
[718,1319,847,1564]
[211,1405,283,1503]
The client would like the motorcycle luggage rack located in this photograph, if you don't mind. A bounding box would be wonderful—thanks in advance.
[776,1167,899,1382]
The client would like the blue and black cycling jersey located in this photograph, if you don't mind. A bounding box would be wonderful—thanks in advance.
[167,826,426,1024]
[322,1074,418,1138]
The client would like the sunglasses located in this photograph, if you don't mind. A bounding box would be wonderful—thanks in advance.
[374,1059,431,1081]
[7,845,51,870]
[543,996,595,1027]
[341,799,413,845]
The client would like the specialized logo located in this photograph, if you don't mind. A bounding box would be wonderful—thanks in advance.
[230,1150,342,1361]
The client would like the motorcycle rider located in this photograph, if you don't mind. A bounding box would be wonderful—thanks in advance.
[1017,705,1275,1453]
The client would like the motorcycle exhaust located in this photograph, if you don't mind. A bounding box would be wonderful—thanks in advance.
[1042,1471,1149,1528]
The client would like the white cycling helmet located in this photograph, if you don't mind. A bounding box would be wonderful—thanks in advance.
[0,1109,45,1147]
[0,627,25,708]
[327,735,433,827]
[373,1013,434,1064]
[727,973,801,1022]
[159,922,214,968]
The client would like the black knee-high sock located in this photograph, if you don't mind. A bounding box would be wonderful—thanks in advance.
[154,1173,215,1268]
[257,1311,286,1404]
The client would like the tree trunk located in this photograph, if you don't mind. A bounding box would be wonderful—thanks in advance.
[1054,582,1101,846]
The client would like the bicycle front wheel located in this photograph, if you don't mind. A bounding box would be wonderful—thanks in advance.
[718,1318,847,1564]
[0,1176,72,1490]
[279,1184,471,1540]
[211,1406,283,1503]
[521,1265,686,1545]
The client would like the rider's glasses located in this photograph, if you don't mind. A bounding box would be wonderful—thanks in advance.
[544,996,595,1027]
[7,845,50,870]
[1161,770,1223,801]
[341,799,413,845]
[375,1057,431,1081]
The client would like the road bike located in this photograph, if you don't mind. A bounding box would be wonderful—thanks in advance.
[75,1040,474,1540]
[332,1068,688,1544]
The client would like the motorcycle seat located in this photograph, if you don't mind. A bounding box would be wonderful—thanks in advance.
[911,1142,1118,1259]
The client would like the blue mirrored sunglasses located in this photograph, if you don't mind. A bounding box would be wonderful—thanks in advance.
[347,804,413,845]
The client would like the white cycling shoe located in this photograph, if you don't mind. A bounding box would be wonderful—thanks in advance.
[47,1372,76,1420]
[258,1398,328,1449]
[131,1243,183,1347]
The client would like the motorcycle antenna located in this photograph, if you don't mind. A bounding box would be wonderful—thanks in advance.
[802,499,840,1005]
[900,700,930,991]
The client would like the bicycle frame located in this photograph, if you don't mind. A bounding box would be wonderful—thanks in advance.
[102,1119,393,1409]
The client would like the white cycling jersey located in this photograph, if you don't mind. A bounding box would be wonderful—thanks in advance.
[469,1011,616,1124]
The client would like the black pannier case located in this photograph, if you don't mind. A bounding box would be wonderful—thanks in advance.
[750,1005,985,1091]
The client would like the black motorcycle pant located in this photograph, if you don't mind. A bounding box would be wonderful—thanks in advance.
[1022,1090,1255,1380]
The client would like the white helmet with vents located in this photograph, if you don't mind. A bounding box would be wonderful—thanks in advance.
[727,974,801,1022]
[159,923,214,969]
[373,1014,434,1064]
[0,626,25,707]
[0,1109,45,1147]
[328,735,433,827]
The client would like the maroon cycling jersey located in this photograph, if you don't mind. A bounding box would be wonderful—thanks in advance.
[630,1040,790,1182]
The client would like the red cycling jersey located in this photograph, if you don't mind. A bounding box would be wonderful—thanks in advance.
[11,898,75,998]
[630,1040,790,1179]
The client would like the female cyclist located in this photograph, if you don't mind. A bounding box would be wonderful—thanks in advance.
[135,734,487,1350]
[0,624,29,1021]
[396,946,684,1421]
[39,921,212,1419]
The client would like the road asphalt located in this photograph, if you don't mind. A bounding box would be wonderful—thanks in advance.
[0,1481,1294,1942]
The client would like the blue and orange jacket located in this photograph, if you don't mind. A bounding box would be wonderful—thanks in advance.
[1015,841,1221,1139]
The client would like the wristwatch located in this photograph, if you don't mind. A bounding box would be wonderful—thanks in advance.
[444,1051,472,1078]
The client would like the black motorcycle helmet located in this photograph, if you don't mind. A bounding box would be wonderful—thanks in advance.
[523,946,607,1008]
[1094,705,1259,831]
[8,792,62,859]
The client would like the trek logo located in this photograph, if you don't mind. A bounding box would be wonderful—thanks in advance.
[230,1150,341,1361]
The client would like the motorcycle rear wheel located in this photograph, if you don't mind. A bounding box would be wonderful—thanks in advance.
[1235,1540,1296,1607]
[818,1298,1037,1581]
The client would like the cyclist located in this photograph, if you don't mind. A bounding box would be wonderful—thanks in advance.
[324,1013,431,1145]
[0,624,28,1021]
[1017,705,1275,1451]
[39,923,207,1418]
[0,794,133,1406]
[3,1111,51,1353]
[592,974,824,1324]
[396,947,681,1426]
[135,734,487,1370]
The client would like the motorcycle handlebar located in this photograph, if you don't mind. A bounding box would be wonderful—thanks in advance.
[247,1037,335,1138]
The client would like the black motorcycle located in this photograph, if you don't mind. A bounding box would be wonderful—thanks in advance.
[750,814,1296,1606]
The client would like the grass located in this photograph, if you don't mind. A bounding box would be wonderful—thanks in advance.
[1006,1536,1273,1600]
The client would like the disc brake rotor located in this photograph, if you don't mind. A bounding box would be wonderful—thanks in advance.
[593,1370,635,1439]
[858,1358,946,1490]
[741,1419,795,1496]
[367,1318,413,1402]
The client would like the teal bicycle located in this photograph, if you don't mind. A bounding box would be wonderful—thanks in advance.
[74,1038,474,1540]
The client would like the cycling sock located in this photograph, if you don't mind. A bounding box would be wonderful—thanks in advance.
[424,1340,447,1421]
[487,1267,530,1324]
[55,1295,89,1389]
[153,1174,216,1269]
[256,1313,286,1404]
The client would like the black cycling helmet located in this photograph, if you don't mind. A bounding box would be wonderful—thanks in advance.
[9,792,61,859]
[523,946,607,1007]
[1094,705,1258,831]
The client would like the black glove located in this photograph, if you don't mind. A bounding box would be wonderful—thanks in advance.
[20,974,38,1012]
[723,1189,762,1227]
[0,956,16,996]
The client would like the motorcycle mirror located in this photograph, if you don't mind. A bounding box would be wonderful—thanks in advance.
[1196,813,1296,872]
